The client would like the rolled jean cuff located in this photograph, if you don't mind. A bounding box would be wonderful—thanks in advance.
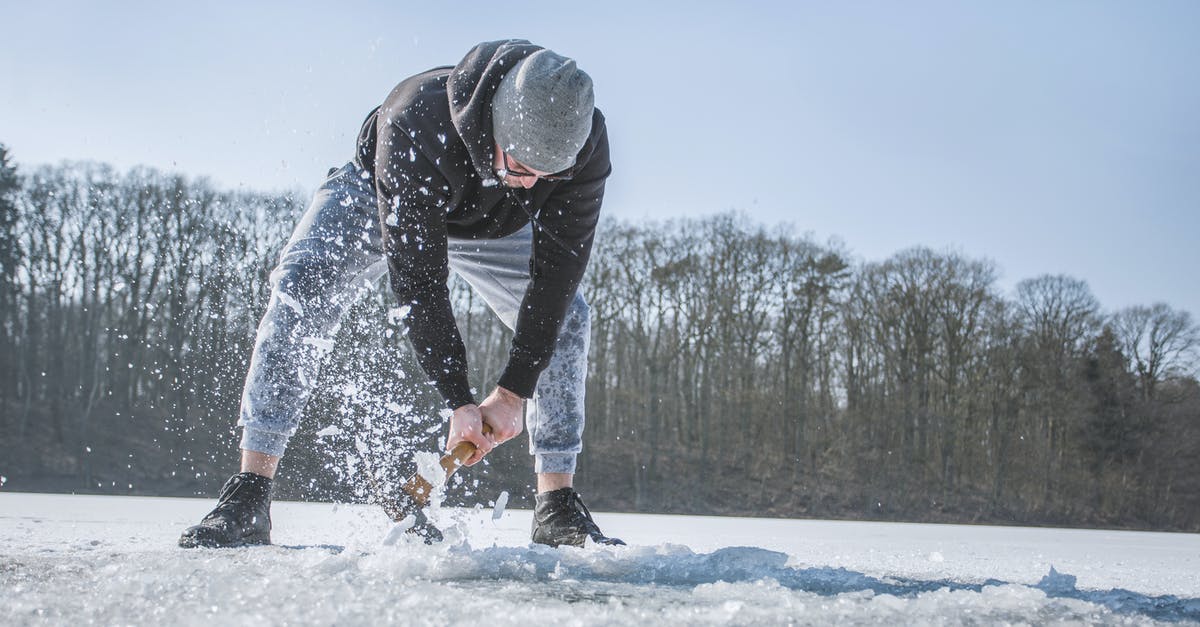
[240,426,290,458]
[535,452,577,475]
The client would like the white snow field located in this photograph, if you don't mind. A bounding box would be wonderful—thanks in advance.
[2,492,1198,626]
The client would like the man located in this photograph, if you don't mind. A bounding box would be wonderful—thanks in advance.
[179,39,621,549]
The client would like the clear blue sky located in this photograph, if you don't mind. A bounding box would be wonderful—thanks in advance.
[3,1,1197,318]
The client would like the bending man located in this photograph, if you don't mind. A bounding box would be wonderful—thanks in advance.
[179,39,620,549]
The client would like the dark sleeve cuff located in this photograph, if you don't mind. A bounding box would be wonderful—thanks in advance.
[438,377,477,410]
[497,356,544,399]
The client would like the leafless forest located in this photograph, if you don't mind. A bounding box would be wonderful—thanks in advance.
[2,147,1197,531]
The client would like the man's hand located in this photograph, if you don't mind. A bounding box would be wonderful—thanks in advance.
[446,404,494,466]
[479,386,524,445]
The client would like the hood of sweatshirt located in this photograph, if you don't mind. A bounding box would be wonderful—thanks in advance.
[446,39,544,183]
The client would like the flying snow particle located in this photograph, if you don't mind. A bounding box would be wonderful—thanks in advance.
[386,212,399,227]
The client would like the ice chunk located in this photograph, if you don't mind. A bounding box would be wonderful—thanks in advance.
[492,491,509,520]
[411,451,450,510]
[381,515,416,546]
[315,425,342,438]
[302,336,334,353]
[277,291,304,317]
[388,305,412,325]
[1037,566,1078,594]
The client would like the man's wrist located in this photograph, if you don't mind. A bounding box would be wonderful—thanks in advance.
[495,386,523,403]
[452,402,480,415]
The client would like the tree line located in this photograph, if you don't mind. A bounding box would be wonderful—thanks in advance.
[1,146,1197,531]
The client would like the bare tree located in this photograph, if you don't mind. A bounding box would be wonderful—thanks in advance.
[1113,303,1200,400]
[0,145,21,406]
[5,157,1200,531]
[1013,274,1101,508]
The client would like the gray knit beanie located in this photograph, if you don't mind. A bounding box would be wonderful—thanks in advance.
[492,49,594,174]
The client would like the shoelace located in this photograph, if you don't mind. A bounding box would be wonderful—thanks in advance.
[568,492,604,537]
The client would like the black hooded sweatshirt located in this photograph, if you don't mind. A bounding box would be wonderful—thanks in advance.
[354,40,610,410]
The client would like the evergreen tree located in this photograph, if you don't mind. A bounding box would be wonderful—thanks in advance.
[1081,326,1140,471]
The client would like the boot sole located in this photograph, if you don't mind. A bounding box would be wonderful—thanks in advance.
[531,531,587,548]
[178,530,271,549]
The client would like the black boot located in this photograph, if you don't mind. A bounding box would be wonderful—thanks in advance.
[531,488,625,548]
[178,472,273,548]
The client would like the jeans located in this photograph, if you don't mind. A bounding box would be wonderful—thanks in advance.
[237,162,589,474]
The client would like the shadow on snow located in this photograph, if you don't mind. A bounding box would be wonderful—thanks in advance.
[278,542,1199,623]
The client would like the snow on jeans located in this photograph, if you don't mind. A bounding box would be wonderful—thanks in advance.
[237,162,589,475]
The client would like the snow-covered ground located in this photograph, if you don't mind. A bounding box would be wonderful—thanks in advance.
[2,492,1198,625]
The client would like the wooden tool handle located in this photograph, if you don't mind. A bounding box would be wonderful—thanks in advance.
[441,422,494,477]
[393,422,496,518]
[443,441,476,474]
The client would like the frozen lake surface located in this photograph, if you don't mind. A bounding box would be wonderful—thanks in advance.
[2,492,1198,625]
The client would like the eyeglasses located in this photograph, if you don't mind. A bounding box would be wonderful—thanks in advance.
[497,151,574,182]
